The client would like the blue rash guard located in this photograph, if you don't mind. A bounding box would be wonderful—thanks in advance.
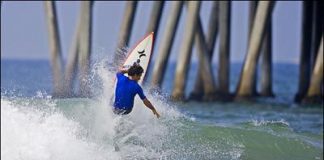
[113,72,146,114]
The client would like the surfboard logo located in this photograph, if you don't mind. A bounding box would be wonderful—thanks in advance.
[136,49,146,64]
[138,50,146,58]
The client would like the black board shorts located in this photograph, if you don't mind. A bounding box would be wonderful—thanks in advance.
[113,108,132,115]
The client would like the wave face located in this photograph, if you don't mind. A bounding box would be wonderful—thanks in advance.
[2,97,323,160]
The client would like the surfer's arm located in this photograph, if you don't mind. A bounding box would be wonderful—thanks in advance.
[143,98,160,118]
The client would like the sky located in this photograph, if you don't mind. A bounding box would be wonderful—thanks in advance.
[1,1,301,63]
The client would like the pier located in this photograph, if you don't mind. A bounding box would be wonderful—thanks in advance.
[3,1,322,104]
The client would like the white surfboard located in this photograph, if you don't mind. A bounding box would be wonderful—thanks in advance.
[122,32,154,85]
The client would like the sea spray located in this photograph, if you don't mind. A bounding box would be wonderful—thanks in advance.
[90,56,183,159]
[1,99,119,160]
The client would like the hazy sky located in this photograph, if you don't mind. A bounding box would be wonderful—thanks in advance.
[1,1,301,63]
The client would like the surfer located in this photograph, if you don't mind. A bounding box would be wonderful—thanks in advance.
[113,64,160,118]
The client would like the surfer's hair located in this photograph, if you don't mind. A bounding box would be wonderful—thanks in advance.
[128,64,144,76]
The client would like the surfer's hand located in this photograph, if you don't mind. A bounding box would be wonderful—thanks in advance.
[143,99,160,118]
[153,110,160,118]
[123,65,131,70]
[118,66,129,73]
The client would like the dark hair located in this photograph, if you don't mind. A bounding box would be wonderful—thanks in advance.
[128,64,144,76]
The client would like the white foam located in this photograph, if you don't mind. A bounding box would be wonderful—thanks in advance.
[250,119,290,127]
[1,99,119,160]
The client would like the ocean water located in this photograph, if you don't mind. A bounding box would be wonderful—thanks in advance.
[1,59,323,160]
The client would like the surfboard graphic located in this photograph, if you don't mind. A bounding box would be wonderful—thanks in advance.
[122,32,154,85]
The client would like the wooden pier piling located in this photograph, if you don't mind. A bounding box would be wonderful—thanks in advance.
[218,1,231,95]
[44,1,64,98]
[189,1,219,101]
[143,1,165,85]
[310,1,322,71]
[248,1,258,96]
[172,1,201,101]
[260,19,274,97]
[236,1,275,98]
[63,3,83,97]
[294,2,313,103]
[303,36,323,103]
[78,1,93,97]
[151,1,183,90]
[259,1,274,97]
[145,1,164,39]
[114,1,137,64]
[193,15,217,101]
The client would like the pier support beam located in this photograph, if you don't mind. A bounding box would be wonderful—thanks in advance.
[151,1,183,90]
[145,1,164,41]
[310,1,323,71]
[63,4,83,97]
[193,16,217,101]
[218,1,231,96]
[260,12,274,97]
[189,2,219,101]
[236,1,275,98]
[294,2,313,103]
[249,1,258,96]
[44,1,64,98]
[78,1,93,97]
[260,1,274,97]
[172,1,201,101]
[189,1,219,100]
[143,1,165,84]
[114,1,137,65]
[303,36,323,103]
